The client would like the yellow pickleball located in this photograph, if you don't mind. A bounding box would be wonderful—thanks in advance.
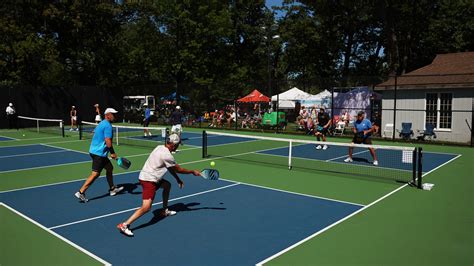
[210,161,215,167]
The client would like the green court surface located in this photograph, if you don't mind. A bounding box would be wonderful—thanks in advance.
[0,127,472,266]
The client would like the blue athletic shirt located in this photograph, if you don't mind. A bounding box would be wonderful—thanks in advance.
[353,118,372,134]
[89,120,113,157]
[145,108,151,120]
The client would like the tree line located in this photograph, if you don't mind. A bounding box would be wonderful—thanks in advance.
[1,0,472,108]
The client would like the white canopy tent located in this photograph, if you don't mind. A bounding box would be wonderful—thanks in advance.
[271,87,314,109]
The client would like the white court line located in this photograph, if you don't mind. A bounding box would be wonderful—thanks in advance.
[48,183,241,230]
[1,202,111,266]
[0,135,18,141]
[255,151,463,265]
[0,136,63,142]
[0,150,69,159]
[325,150,369,162]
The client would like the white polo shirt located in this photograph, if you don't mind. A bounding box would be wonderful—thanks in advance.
[139,145,176,182]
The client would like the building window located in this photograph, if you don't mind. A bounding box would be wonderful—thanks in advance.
[425,93,452,129]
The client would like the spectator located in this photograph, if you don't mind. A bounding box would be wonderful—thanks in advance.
[5,103,17,129]
[70,106,78,131]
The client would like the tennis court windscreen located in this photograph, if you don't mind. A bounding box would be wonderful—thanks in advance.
[202,131,422,187]
[18,116,65,137]
[80,121,168,149]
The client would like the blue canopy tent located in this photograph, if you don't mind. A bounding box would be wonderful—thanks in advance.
[160,92,189,101]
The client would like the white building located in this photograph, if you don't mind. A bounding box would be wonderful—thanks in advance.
[375,52,473,145]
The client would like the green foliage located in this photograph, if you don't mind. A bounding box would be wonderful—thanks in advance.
[0,0,472,106]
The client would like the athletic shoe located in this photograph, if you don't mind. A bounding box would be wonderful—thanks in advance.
[344,157,353,163]
[109,186,124,196]
[162,208,177,217]
[323,145,328,150]
[74,191,88,202]
[316,145,322,150]
[373,160,379,166]
[117,223,133,237]
[148,132,152,137]
[75,128,79,131]
[69,128,73,131]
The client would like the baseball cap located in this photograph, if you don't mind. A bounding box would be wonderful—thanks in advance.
[104,108,118,115]
[357,111,365,116]
[176,106,181,110]
[9,103,13,106]
[143,103,148,106]
[167,133,181,145]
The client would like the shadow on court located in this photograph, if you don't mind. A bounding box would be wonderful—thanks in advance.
[87,182,140,202]
[131,202,226,231]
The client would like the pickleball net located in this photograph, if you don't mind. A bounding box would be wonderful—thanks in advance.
[17,116,65,137]
[202,130,423,188]
[80,121,168,149]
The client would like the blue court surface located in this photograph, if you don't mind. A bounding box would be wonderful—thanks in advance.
[0,136,16,141]
[0,144,90,172]
[256,144,458,174]
[0,172,362,266]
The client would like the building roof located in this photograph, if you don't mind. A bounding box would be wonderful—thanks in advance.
[375,52,474,90]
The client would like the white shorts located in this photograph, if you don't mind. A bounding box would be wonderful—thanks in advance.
[95,115,102,122]
[171,124,182,134]
[72,116,77,121]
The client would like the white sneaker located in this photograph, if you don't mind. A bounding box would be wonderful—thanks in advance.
[75,128,79,131]
[373,160,379,166]
[148,132,152,137]
[316,145,322,150]
[74,191,88,202]
[109,186,124,196]
[344,158,353,163]
[162,208,177,217]
[69,128,73,131]
[323,145,328,150]
[117,223,133,236]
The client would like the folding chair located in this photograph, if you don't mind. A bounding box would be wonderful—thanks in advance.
[382,123,394,138]
[398,122,414,140]
[417,123,437,141]
[334,121,345,136]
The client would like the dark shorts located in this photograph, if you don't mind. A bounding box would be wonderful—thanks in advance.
[316,126,328,135]
[143,118,150,127]
[140,179,163,201]
[90,153,112,173]
[352,136,372,145]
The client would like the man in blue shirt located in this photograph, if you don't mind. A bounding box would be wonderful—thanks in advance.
[143,103,152,137]
[74,108,124,202]
[344,111,379,166]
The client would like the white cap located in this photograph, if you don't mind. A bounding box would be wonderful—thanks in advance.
[94,104,99,107]
[9,103,13,106]
[176,106,181,110]
[167,133,180,145]
[72,105,75,108]
[143,103,148,106]
[104,108,118,114]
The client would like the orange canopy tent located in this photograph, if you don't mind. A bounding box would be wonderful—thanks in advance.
[237,89,271,103]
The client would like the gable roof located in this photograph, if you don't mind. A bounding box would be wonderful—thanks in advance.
[375,52,474,90]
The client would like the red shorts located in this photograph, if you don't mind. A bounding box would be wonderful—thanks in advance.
[139,180,162,201]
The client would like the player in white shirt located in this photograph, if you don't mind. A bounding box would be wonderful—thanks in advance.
[117,133,201,236]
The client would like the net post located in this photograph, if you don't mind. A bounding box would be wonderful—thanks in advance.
[417,147,423,189]
[288,140,293,170]
[37,120,40,133]
[61,120,65,137]
[202,130,207,158]
[412,147,417,186]
[79,122,82,140]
